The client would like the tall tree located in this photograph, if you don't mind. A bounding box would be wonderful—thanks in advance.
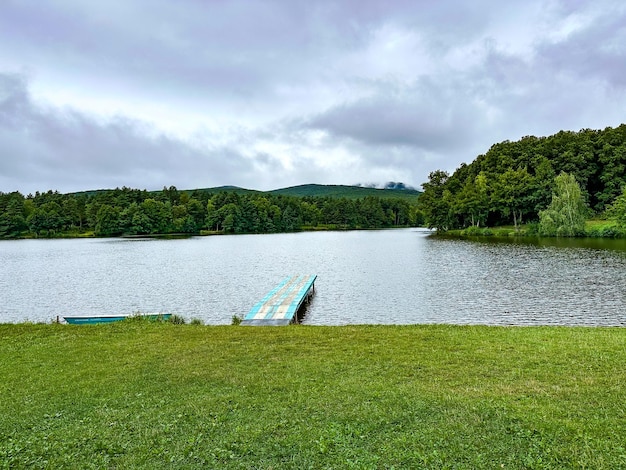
[491,167,533,231]
[419,170,452,231]
[454,173,489,227]
[539,173,588,236]
[185,198,205,232]
[0,192,27,237]
[95,204,122,236]
[607,186,626,229]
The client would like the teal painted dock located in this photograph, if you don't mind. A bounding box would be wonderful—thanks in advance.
[241,275,317,326]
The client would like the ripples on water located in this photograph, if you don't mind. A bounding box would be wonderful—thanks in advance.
[420,237,626,326]
[1,229,625,326]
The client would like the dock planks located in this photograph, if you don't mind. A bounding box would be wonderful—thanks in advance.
[241,275,317,326]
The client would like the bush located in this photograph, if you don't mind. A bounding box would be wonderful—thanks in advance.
[462,226,482,236]
[606,186,626,229]
[525,223,539,236]
[585,223,626,238]
[609,227,623,238]
[598,226,624,238]
[168,314,186,324]
[460,226,493,237]
[586,225,604,238]
[494,229,513,237]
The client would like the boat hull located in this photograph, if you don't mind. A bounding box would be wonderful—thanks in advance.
[63,313,172,325]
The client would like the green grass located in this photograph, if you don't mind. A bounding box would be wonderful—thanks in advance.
[448,225,530,237]
[19,230,96,240]
[584,219,625,238]
[585,219,612,229]
[2,323,626,468]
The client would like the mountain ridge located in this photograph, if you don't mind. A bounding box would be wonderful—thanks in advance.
[68,183,421,201]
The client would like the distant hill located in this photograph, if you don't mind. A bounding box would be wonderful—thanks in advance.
[198,185,261,195]
[70,184,421,201]
[268,184,421,201]
[69,185,260,198]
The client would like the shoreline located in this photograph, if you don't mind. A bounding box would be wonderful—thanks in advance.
[0,224,421,241]
[435,219,626,239]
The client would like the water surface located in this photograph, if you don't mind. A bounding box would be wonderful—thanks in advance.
[1,229,625,325]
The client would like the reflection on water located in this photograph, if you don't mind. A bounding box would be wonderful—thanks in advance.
[1,229,626,326]
[448,233,626,251]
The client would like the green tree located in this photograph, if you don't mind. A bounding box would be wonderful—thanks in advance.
[597,143,626,211]
[140,199,173,234]
[300,201,322,227]
[281,204,302,231]
[454,173,489,227]
[26,209,47,236]
[607,186,626,229]
[120,203,143,234]
[185,198,205,232]
[240,198,260,233]
[131,211,152,234]
[95,204,122,236]
[539,172,588,236]
[85,201,102,230]
[382,199,411,226]
[359,197,386,227]
[419,170,452,231]
[0,192,27,237]
[491,167,533,231]
[529,155,556,215]
[162,185,180,205]
[171,204,189,232]
[219,203,242,233]
[27,202,64,236]
[206,200,220,231]
[62,196,86,229]
[268,204,282,231]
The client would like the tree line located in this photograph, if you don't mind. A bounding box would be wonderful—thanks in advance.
[419,124,626,234]
[0,186,423,238]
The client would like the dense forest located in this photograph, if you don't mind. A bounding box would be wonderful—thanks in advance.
[419,124,626,233]
[0,185,423,239]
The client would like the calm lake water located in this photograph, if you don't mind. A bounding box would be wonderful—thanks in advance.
[2,229,626,326]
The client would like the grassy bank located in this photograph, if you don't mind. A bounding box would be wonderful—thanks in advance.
[446,219,626,238]
[2,323,626,468]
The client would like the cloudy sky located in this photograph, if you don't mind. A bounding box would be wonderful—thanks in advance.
[1,0,625,194]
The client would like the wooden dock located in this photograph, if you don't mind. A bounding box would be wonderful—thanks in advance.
[241,275,317,326]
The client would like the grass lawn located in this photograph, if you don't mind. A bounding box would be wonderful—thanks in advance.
[585,219,613,229]
[1,323,625,469]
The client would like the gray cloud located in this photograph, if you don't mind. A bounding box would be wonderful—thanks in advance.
[537,7,626,88]
[305,78,481,152]
[1,1,626,193]
[0,73,256,193]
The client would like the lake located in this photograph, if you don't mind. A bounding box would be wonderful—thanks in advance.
[2,229,626,326]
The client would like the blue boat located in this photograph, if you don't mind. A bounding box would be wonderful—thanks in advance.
[62,313,172,325]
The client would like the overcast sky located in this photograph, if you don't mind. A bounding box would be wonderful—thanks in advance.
[1,0,625,194]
